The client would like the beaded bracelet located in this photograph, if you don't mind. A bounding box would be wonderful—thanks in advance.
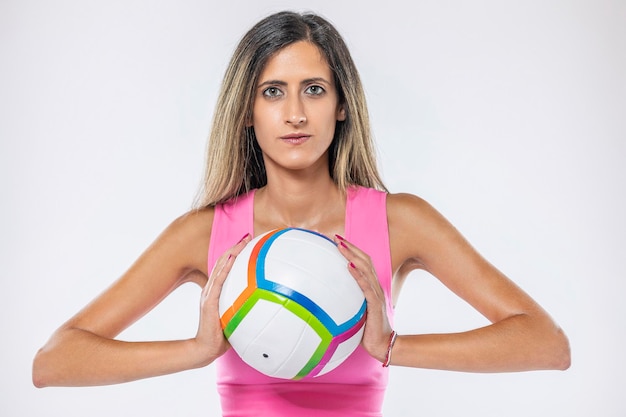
[382,330,398,367]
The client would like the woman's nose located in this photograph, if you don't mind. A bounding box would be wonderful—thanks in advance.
[285,96,307,125]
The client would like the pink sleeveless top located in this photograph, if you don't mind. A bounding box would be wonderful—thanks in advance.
[208,187,394,416]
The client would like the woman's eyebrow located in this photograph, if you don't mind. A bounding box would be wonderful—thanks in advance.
[300,77,331,86]
[257,79,287,89]
[257,77,331,89]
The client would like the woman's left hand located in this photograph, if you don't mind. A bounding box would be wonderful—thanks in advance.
[334,235,393,364]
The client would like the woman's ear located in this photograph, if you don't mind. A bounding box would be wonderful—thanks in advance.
[337,104,346,121]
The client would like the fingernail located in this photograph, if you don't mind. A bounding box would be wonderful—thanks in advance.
[227,254,233,261]
[340,241,348,249]
[237,233,251,244]
[349,262,356,269]
[335,234,345,241]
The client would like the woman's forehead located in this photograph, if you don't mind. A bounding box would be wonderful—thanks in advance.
[258,41,332,84]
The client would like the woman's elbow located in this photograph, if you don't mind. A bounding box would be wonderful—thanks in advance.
[32,348,52,388]
[32,333,68,388]
[538,323,571,371]
[552,327,571,370]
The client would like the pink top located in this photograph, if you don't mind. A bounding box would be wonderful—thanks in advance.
[208,187,394,416]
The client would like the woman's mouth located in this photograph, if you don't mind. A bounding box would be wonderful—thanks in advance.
[280,133,311,144]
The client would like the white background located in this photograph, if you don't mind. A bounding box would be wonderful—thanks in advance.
[2,0,624,415]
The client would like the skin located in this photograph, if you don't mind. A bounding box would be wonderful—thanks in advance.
[32,41,570,388]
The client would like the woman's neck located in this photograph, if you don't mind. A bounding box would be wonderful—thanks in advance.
[254,174,345,235]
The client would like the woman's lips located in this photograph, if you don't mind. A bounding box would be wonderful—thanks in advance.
[280,133,311,144]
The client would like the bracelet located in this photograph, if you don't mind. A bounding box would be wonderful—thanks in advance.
[382,330,398,367]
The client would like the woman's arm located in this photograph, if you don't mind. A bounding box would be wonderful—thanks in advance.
[32,209,248,387]
[339,193,570,372]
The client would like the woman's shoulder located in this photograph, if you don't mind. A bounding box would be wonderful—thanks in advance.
[386,192,454,248]
[386,191,437,221]
[146,207,216,284]
[168,206,215,238]
[149,207,216,258]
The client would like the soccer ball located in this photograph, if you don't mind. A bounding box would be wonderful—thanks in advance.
[219,228,366,380]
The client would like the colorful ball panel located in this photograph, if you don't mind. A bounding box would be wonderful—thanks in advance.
[262,231,365,325]
[226,296,325,379]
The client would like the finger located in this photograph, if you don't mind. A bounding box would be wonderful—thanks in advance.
[348,263,384,303]
[335,240,385,303]
[203,233,253,299]
[334,235,372,264]
[230,232,252,256]
[336,240,378,286]
[203,234,251,290]
[203,254,234,300]
[216,233,252,272]
[211,233,252,290]
[334,239,392,352]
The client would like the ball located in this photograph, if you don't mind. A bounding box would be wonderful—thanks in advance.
[219,228,366,380]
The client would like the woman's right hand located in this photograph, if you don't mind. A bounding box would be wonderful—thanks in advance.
[194,233,252,363]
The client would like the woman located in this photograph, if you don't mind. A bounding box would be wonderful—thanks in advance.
[33,11,570,416]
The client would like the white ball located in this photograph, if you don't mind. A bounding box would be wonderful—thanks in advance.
[219,228,366,380]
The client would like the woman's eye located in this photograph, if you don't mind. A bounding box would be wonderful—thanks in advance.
[305,85,325,96]
[263,87,283,98]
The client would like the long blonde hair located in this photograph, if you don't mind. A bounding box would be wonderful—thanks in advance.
[194,11,386,208]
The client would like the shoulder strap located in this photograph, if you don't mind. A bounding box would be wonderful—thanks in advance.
[208,191,255,272]
[345,187,394,322]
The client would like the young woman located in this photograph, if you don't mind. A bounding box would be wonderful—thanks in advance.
[32,11,570,416]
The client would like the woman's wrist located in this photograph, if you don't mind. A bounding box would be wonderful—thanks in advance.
[186,338,220,369]
[382,330,398,367]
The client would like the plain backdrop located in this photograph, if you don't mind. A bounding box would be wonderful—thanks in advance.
[2,0,625,415]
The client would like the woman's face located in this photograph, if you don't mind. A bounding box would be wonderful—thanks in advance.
[251,41,346,177]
